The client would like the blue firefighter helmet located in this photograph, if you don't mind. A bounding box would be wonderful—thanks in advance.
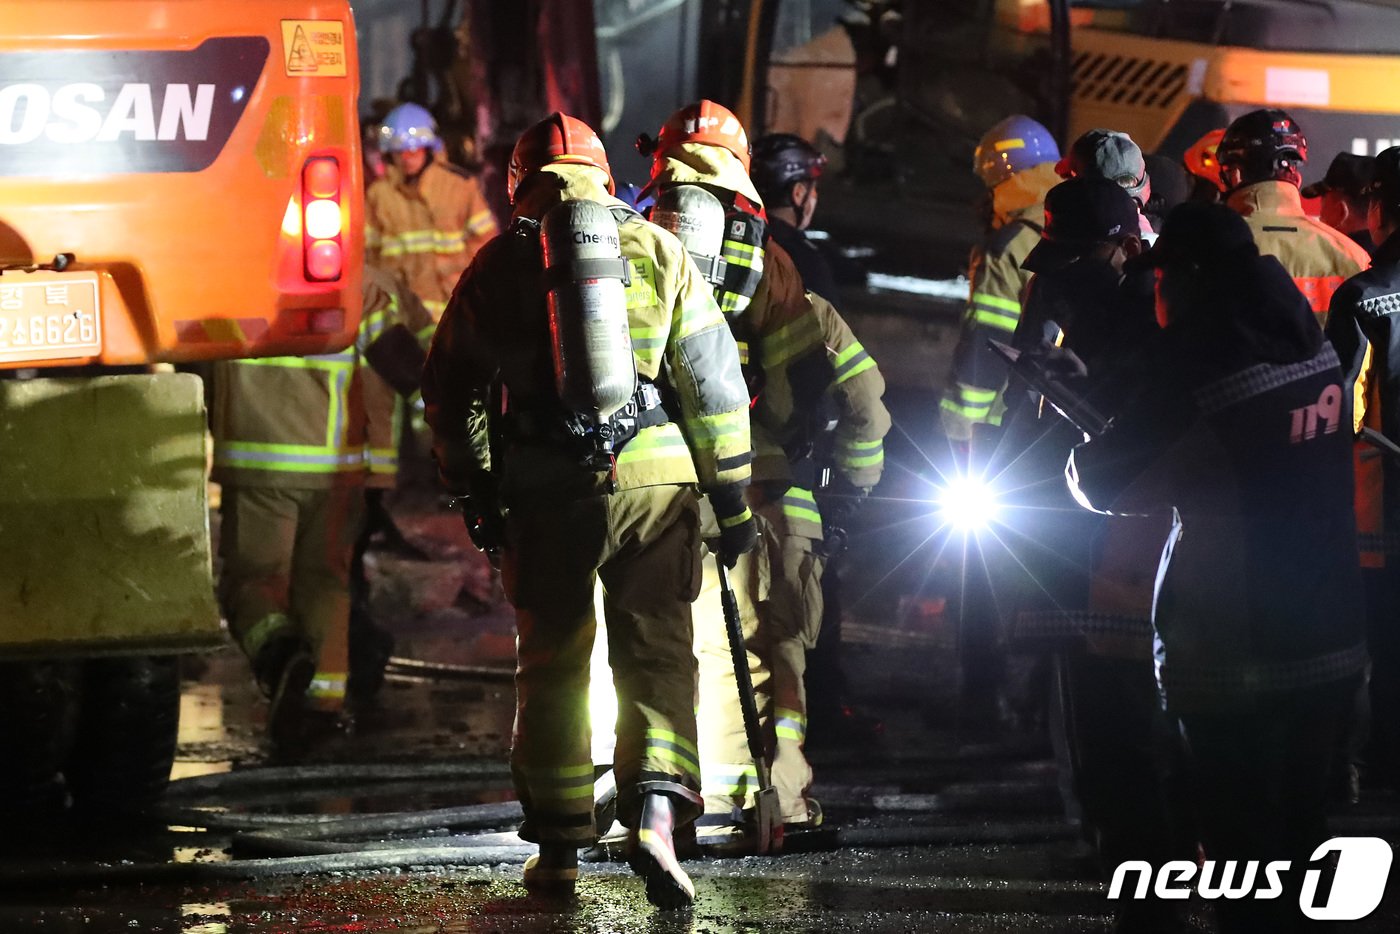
[377,102,440,154]
[974,115,1060,189]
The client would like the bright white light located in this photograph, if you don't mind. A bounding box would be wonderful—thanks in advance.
[589,586,618,764]
[939,475,999,530]
[304,199,342,239]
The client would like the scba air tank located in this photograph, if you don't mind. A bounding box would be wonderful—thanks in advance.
[650,184,727,285]
[540,199,637,422]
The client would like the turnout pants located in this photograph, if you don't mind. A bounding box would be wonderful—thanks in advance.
[503,484,704,846]
[756,499,824,823]
[693,501,822,824]
[219,484,363,712]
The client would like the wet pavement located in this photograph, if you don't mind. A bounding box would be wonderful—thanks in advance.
[3,488,1399,932]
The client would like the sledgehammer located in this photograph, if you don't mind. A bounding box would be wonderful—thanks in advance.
[715,557,783,855]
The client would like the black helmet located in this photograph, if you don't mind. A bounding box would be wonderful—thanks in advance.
[750,133,826,203]
[1218,109,1308,182]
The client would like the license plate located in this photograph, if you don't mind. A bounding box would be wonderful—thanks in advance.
[0,271,102,364]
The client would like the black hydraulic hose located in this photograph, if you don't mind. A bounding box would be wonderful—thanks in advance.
[0,762,539,887]
[229,803,525,856]
[155,793,520,833]
[0,846,535,888]
[384,656,514,682]
[163,761,511,798]
[236,831,526,858]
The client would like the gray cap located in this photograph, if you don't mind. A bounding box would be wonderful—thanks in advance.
[1059,129,1151,204]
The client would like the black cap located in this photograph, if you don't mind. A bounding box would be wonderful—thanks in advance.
[1139,201,1257,269]
[1143,153,1190,216]
[1023,177,1141,273]
[1365,146,1400,209]
[1301,152,1376,198]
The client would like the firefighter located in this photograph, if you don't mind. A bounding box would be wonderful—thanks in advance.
[1181,128,1226,203]
[1217,108,1370,323]
[422,113,754,908]
[750,131,891,748]
[750,133,837,300]
[1070,202,1365,933]
[212,275,414,744]
[940,114,1061,729]
[366,102,499,326]
[1326,145,1400,792]
[639,100,837,830]
[349,266,438,699]
[1304,151,1378,255]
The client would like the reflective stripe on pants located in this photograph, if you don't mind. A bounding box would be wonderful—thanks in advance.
[692,499,824,823]
[219,484,363,713]
[504,485,704,844]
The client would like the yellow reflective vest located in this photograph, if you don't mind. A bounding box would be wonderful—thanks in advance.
[365,159,498,324]
[422,165,752,500]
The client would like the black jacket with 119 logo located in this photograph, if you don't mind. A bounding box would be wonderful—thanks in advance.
[1070,254,1365,713]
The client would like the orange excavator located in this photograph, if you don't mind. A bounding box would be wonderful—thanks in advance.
[0,0,362,813]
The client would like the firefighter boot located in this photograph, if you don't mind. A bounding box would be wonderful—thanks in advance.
[628,792,695,909]
[254,636,315,750]
[522,843,579,896]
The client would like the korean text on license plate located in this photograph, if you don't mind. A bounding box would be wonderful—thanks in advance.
[0,272,102,364]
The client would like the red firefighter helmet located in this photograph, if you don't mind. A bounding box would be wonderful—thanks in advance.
[653,100,751,171]
[508,112,614,201]
[1183,129,1227,192]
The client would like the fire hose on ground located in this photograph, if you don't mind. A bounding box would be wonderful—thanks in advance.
[0,753,1092,887]
[3,744,1392,887]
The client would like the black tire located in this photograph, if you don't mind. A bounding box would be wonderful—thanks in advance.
[65,656,181,815]
[0,661,80,819]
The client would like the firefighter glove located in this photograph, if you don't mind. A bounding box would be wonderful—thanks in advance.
[818,471,868,529]
[457,472,505,560]
[463,500,505,559]
[708,483,757,568]
[433,441,476,496]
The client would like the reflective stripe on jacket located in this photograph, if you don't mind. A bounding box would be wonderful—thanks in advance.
[748,288,891,540]
[648,145,827,444]
[211,351,366,490]
[941,162,1061,442]
[366,159,498,320]
[814,291,890,492]
[1228,181,1370,325]
[422,164,752,499]
[361,266,436,488]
